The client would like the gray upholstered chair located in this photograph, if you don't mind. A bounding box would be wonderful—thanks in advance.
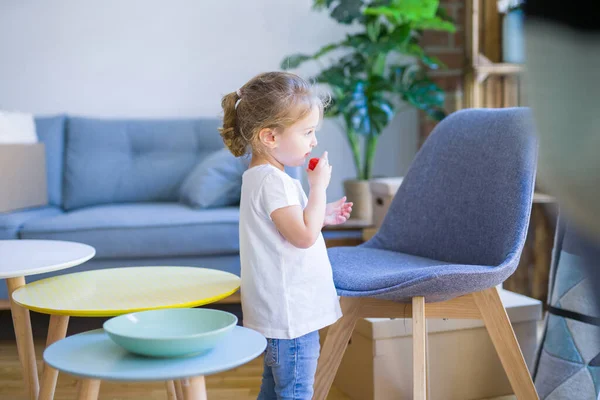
[315,108,540,400]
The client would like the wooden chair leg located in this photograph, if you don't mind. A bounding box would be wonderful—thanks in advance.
[313,297,362,400]
[473,288,539,400]
[412,296,427,400]
[77,379,101,400]
[39,314,70,400]
[426,316,431,399]
[182,376,207,400]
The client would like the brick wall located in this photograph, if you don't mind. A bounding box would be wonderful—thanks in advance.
[419,0,467,145]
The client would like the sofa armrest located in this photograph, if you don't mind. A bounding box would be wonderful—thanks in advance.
[0,206,63,239]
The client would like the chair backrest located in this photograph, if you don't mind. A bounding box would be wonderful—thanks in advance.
[366,108,537,267]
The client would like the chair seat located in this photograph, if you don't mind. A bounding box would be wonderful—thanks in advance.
[329,246,506,302]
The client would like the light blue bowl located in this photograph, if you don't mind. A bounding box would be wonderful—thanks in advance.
[103,308,238,358]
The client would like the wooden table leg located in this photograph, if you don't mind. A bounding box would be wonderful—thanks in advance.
[77,379,101,400]
[175,379,184,399]
[182,376,207,400]
[166,381,178,400]
[39,314,70,400]
[6,276,39,400]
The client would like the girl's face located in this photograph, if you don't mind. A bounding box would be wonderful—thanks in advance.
[272,106,320,168]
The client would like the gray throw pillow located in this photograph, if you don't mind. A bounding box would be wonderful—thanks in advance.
[179,148,250,208]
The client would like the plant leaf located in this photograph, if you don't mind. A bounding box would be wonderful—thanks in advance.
[390,0,438,20]
[342,77,396,138]
[413,16,456,32]
[402,77,446,119]
[366,21,381,42]
[331,0,364,24]
[363,6,402,19]
[420,54,445,69]
[388,24,412,46]
[436,5,453,22]
[405,43,447,69]
[280,54,311,70]
[280,41,343,70]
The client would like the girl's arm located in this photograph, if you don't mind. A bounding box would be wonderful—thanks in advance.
[271,184,327,249]
[271,152,331,249]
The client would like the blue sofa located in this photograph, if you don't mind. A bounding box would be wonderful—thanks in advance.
[1,115,304,302]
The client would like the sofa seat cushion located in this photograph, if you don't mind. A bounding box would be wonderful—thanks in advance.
[19,203,240,259]
[0,206,63,240]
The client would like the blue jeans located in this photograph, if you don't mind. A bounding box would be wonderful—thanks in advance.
[257,330,320,400]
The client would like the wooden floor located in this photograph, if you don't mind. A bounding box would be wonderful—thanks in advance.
[0,309,521,400]
[0,339,351,400]
[0,339,519,400]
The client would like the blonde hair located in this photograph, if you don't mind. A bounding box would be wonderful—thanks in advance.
[219,72,327,157]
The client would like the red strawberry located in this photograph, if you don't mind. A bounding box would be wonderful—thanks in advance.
[308,157,319,171]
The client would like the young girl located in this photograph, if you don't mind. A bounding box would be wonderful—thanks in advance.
[219,71,353,400]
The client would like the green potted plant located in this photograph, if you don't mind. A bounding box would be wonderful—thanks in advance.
[282,0,455,221]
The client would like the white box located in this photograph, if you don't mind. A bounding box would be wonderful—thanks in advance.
[331,290,542,400]
[369,177,403,229]
[0,143,48,213]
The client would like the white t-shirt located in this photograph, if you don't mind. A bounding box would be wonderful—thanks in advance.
[239,164,342,339]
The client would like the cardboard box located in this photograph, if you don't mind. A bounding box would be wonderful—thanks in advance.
[330,290,542,400]
[0,143,48,213]
[369,177,403,229]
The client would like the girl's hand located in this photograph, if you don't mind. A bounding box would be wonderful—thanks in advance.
[307,151,332,190]
[324,196,353,226]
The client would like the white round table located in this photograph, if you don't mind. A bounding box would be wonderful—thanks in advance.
[0,240,95,400]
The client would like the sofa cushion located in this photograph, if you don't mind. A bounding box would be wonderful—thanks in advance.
[179,149,250,209]
[0,206,63,239]
[63,117,223,210]
[19,203,240,259]
[35,115,66,206]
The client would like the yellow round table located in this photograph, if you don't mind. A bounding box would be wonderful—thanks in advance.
[12,266,240,400]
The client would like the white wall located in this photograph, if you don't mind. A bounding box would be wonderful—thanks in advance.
[0,0,417,199]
